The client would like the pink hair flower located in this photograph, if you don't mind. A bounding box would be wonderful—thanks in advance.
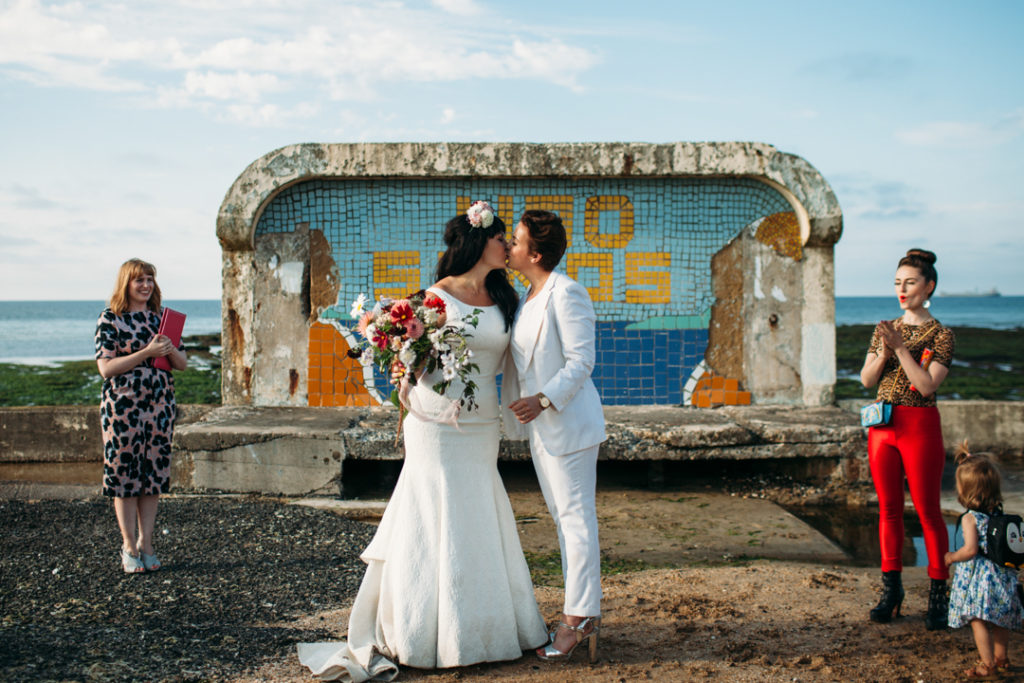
[466,200,494,229]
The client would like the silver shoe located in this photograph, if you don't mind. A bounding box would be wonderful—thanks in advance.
[120,548,145,574]
[537,616,600,663]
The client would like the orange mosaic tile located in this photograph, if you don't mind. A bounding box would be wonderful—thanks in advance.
[755,211,802,261]
[690,372,753,407]
[307,321,378,408]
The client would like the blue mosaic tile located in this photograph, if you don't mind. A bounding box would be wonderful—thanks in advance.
[256,178,791,405]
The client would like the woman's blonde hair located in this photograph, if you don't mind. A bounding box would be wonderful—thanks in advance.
[108,258,161,315]
[954,439,1003,513]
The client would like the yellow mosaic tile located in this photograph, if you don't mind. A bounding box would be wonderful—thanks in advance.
[566,252,613,302]
[373,250,420,300]
[625,252,671,304]
[584,195,634,249]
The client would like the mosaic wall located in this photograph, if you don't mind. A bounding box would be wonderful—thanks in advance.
[254,178,796,406]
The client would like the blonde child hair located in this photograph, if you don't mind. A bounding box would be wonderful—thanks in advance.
[954,440,1003,513]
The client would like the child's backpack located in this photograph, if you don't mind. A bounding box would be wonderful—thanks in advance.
[982,509,1024,570]
[956,508,1024,570]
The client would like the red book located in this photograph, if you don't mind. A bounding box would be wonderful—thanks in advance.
[153,308,186,371]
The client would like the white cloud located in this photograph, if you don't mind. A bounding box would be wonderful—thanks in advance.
[895,110,1024,148]
[441,107,455,124]
[431,0,483,16]
[0,0,599,125]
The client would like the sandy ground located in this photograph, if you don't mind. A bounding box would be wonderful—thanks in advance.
[249,487,1022,683]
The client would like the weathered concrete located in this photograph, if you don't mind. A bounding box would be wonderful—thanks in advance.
[6,402,1020,496]
[217,141,844,409]
[0,405,213,463]
[838,399,1024,457]
[166,404,868,494]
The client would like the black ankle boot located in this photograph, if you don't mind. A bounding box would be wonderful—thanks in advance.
[869,570,904,623]
[925,578,949,631]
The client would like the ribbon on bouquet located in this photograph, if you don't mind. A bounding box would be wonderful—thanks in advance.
[394,373,462,444]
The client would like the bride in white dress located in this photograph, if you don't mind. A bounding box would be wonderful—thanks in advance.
[298,203,548,681]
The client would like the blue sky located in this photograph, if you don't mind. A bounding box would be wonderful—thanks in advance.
[1,0,1021,300]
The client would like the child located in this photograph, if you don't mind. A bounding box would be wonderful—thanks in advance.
[945,442,1023,680]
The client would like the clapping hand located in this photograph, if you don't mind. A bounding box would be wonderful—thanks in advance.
[877,320,904,356]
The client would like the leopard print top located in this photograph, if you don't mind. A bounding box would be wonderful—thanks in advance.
[867,319,955,407]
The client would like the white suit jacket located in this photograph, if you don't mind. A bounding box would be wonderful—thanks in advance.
[502,270,607,456]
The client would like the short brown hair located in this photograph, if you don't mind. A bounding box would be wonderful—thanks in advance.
[954,440,1003,513]
[519,210,567,272]
[108,258,161,315]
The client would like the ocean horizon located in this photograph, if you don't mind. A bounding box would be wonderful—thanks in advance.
[1,297,1022,364]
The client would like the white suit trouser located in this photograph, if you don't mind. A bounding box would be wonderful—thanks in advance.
[529,435,602,616]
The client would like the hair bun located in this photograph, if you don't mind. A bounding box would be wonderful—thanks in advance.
[905,248,937,265]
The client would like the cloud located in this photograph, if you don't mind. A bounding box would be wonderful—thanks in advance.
[801,52,913,83]
[441,107,455,124]
[431,0,483,16]
[0,0,599,124]
[895,110,1024,148]
[2,184,63,210]
[830,174,926,221]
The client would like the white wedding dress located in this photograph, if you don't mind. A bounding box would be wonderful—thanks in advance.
[298,289,548,681]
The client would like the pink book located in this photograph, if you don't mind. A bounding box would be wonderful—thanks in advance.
[152,308,186,371]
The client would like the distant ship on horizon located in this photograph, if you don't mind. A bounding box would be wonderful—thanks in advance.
[938,287,1002,298]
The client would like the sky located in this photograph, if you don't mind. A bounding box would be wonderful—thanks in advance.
[1,0,1022,301]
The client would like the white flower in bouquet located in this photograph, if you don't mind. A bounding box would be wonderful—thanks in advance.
[398,340,417,367]
[442,362,458,382]
[350,293,369,319]
[428,328,449,351]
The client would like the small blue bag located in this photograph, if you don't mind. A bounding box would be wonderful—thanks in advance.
[860,400,893,428]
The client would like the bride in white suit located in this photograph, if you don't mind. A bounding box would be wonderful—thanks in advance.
[504,209,607,662]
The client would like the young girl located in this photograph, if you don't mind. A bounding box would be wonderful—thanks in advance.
[945,442,1023,680]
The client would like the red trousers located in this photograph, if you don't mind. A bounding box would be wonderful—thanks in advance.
[868,405,949,580]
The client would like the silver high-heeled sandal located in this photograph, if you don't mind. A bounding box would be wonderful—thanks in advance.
[139,550,161,571]
[537,616,600,663]
[121,548,145,574]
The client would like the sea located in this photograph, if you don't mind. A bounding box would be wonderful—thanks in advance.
[0,297,1021,365]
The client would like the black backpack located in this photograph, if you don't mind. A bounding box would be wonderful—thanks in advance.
[956,508,1024,570]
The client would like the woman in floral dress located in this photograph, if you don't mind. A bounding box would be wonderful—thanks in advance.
[95,258,186,573]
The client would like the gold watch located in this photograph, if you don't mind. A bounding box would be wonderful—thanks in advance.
[538,395,551,410]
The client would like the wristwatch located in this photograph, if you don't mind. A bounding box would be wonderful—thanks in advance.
[538,395,551,410]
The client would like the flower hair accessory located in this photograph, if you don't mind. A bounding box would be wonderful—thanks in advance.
[466,200,495,229]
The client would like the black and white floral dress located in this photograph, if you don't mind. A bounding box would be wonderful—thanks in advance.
[94,308,176,498]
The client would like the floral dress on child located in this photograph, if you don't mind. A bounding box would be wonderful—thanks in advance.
[948,510,1024,629]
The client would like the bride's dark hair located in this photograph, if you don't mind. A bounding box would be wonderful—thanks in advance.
[435,213,518,331]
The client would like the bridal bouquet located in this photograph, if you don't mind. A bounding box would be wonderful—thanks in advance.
[348,290,482,413]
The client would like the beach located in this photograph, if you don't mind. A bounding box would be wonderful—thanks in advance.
[2,485,1018,682]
